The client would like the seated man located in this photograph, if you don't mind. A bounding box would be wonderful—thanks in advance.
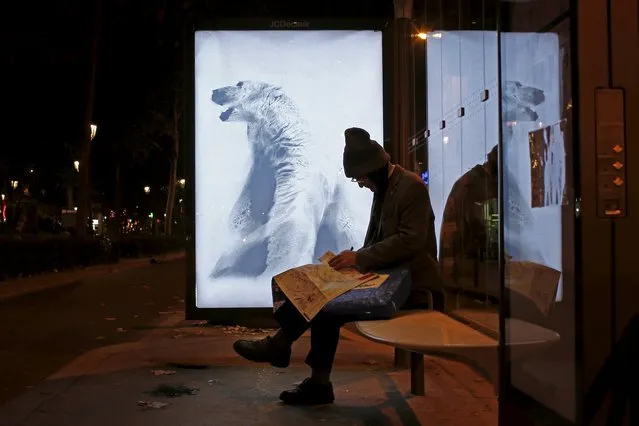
[440,145,553,327]
[439,145,499,290]
[233,127,444,405]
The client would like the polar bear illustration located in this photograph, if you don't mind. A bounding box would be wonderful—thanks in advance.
[501,80,549,266]
[502,80,545,122]
[209,80,359,278]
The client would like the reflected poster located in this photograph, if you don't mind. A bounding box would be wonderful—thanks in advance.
[194,30,382,308]
[529,122,568,209]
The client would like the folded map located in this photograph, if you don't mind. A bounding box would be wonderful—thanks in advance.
[273,251,389,321]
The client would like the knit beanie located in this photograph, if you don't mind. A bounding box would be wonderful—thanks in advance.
[343,127,390,178]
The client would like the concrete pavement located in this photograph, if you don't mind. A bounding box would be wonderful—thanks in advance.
[0,256,187,405]
[0,311,498,426]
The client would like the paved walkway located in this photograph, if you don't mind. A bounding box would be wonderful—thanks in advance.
[0,312,498,426]
[0,258,188,405]
[0,251,185,302]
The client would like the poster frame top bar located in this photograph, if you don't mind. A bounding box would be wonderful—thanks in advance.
[192,18,390,32]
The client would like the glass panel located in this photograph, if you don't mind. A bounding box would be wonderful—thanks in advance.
[421,0,577,423]
[424,0,501,422]
[427,2,501,313]
[499,0,577,422]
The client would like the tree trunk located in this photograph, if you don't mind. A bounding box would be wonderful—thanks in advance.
[165,155,177,236]
[66,186,74,210]
[76,0,101,237]
[114,160,122,238]
[164,95,180,236]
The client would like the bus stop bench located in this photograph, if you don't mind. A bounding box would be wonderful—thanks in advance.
[354,310,560,396]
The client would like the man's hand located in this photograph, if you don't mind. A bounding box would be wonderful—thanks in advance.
[328,250,357,270]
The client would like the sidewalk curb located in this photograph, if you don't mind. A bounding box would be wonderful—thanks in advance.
[0,252,185,303]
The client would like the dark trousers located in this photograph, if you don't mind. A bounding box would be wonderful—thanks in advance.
[273,291,446,373]
[274,301,356,373]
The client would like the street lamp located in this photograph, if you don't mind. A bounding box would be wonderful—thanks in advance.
[178,178,186,188]
[144,186,151,194]
[10,180,18,189]
[90,123,98,141]
[413,32,441,40]
[74,161,80,172]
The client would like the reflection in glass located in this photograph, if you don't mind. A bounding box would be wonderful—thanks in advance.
[440,145,499,297]
[427,30,563,309]
[425,23,575,426]
[500,12,576,423]
[419,2,501,422]
[420,0,576,423]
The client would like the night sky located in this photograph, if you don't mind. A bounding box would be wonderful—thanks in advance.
[2,0,394,210]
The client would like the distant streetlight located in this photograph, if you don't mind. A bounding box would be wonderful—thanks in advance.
[10,180,18,189]
[90,123,98,141]
[178,178,186,188]
[416,32,427,40]
[74,161,80,172]
[144,186,151,194]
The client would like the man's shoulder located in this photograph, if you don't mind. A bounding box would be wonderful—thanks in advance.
[397,167,428,192]
[393,168,431,209]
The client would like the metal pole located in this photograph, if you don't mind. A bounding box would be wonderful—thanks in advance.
[392,0,415,369]
[392,0,415,169]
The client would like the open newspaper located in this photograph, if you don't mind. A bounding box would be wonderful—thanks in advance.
[272,251,389,321]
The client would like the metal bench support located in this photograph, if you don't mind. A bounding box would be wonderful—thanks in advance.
[394,349,425,395]
[394,348,410,367]
[410,352,425,395]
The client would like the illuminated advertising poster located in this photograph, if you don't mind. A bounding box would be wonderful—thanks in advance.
[194,30,383,308]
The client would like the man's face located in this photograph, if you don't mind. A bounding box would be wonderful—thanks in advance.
[352,177,376,192]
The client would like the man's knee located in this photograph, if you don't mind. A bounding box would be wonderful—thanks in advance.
[311,312,349,332]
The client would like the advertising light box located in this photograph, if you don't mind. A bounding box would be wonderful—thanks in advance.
[193,29,383,309]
